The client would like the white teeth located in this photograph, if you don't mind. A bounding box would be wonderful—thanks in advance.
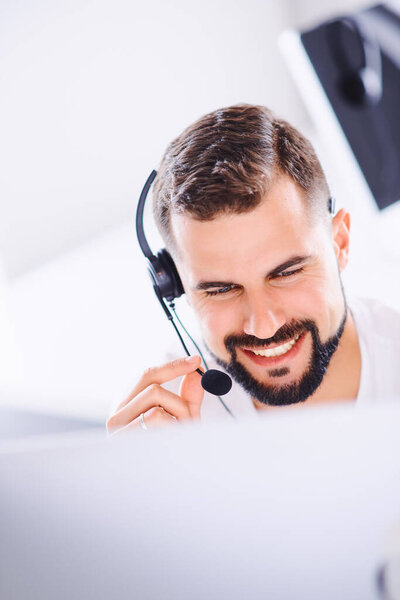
[251,335,300,358]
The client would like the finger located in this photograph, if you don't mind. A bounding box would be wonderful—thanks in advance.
[116,355,202,411]
[180,370,204,420]
[106,384,190,432]
[110,406,177,436]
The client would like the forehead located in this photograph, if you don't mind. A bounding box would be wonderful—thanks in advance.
[170,176,322,279]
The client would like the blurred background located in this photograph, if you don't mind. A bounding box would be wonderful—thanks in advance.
[0,0,399,424]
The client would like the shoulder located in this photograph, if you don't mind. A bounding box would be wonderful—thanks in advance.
[350,297,400,342]
[351,297,400,401]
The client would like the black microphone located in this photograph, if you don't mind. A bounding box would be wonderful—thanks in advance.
[200,368,232,396]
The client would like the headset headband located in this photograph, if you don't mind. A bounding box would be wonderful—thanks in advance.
[136,169,157,260]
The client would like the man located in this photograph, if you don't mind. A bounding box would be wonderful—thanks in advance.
[107,104,400,433]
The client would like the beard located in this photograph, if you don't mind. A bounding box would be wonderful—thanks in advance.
[210,308,348,407]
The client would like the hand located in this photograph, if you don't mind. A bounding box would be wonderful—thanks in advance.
[106,355,204,434]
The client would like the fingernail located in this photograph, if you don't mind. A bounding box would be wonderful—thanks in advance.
[185,355,198,364]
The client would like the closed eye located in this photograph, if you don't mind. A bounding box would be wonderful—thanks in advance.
[271,267,304,279]
[205,284,237,296]
[201,264,306,295]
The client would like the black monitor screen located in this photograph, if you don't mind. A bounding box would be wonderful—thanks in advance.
[301,4,400,210]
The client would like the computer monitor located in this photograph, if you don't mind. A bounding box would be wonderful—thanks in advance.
[281,3,400,212]
[1,404,399,599]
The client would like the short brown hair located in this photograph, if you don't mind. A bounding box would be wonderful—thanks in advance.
[153,104,330,249]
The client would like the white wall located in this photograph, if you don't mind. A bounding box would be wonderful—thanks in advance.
[1,0,306,278]
[285,0,374,29]
[0,0,379,279]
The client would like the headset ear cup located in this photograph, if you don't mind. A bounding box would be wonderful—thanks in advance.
[146,250,184,302]
[157,249,184,301]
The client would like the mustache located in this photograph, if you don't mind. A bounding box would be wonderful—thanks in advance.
[224,319,317,352]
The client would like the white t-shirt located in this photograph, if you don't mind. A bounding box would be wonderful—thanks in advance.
[350,297,400,405]
[166,297,400,420]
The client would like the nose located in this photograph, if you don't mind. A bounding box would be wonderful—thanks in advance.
[242,290,286,341]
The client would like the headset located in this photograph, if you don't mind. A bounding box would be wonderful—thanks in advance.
[135,170,337,411]
[135,170,234,410]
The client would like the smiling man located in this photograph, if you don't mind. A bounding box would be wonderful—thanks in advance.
[171,173,355,409]
[107,104,400,433]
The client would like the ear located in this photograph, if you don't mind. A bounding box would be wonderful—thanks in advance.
[331,209,350,271]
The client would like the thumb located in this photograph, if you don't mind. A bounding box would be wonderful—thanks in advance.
[180,369,204,420]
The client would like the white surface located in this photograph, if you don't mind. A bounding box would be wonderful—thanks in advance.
[4,223,175,420]
[1,404,400,599]
[0,257,21,387]
[285,0,374,30]
[0,0,373,278]
[0,0,300,277]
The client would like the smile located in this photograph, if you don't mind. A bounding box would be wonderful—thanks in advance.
[239,332,306,367]
[248,334,301,358]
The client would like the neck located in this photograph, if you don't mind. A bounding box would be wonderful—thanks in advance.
[253,308,361,411]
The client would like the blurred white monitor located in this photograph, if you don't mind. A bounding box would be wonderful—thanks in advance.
[0,407,102,444]
[1,403,400,600]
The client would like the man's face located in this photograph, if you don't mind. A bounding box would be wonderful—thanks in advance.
[171,175,350,406]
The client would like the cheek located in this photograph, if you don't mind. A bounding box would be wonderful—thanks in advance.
[283,271,344,335]
[283,280,328,316]
[192,298,242,353]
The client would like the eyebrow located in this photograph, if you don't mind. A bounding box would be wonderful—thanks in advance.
[193,255,312,291]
